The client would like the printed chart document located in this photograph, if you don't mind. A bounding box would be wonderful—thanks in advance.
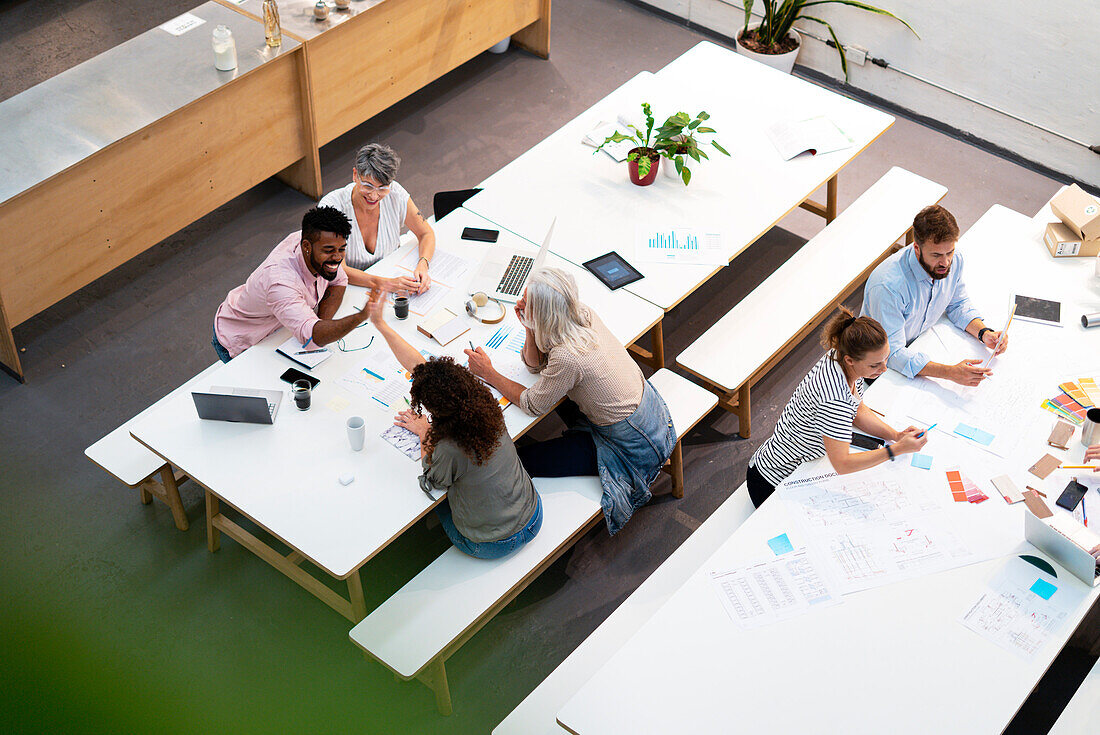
[781,468,982,594]
[397,248,474,285]
[766,116,852,160]
[959,556,1078,660]
[338,346,431,411]
[634,226,728,266]
[708,548,842,628]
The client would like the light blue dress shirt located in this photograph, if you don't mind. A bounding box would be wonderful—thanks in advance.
[860,246,982,378]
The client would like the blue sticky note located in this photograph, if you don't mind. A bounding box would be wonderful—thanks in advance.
[970,428,996,446]
[1030,578,1057,600]
[767,533,794,556]
[954,423,977,440]
[911,453,933,470]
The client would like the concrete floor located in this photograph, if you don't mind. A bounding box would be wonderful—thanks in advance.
[0,1,1094,733]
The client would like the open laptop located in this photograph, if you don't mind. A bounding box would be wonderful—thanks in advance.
[192,386,284,425]
[472,218,555,303]
[1024,510,1100,586]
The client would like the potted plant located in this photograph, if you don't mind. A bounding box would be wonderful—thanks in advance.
[595,102,662,186]
[736,0,916,79]
[654,110,729,186]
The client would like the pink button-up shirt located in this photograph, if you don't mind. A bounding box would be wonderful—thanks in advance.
[214,231,348,358]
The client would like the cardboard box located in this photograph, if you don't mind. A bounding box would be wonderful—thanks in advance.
[1044,221,1100,258]
[1050,183,1100,240]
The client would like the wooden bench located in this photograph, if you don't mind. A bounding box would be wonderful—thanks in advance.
[492,483,755,735]
[675,167,947,437]
[349,369,716,714]
[84,363,219,530]
[1049,656,1100,735]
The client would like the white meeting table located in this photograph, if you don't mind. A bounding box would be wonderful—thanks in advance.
[554,202,1100,734]
[130,208,662,621]
[464,41,894,332]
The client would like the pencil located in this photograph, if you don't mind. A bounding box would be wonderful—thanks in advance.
[866,405,885,417]
[1059,465,1097,470]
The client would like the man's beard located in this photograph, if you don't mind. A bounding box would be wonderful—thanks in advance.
[918,254,950,281]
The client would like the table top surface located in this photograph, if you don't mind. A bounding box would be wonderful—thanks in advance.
[464,41,895,311]
[556,202,1100,734]
[0,1,300,206]
[226,0,386,41]
[130,208,661,578]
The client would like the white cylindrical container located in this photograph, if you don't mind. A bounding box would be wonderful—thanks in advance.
[212,25,237,71]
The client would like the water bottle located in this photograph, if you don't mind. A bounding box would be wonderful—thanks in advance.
[212,25,237,71]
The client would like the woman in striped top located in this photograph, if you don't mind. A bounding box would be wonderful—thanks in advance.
[747,307,927,507]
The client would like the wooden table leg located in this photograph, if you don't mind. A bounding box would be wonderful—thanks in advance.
[428,658,453,716]
[0,294,25,383]
[651,321,665,369]
[347,569,366,622]
[826,175,838,222]
[161,466,189,532]
[205,491,221,552]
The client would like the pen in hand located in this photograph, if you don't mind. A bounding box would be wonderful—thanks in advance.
[916,423,937,439]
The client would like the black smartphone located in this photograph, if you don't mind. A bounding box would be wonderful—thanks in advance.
[850,432,886,451]
[280,368,320,389]
[1055,479,1087,512]
[461,227,500,243]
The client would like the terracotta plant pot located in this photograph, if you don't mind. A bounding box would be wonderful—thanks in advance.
[627,147,660,186]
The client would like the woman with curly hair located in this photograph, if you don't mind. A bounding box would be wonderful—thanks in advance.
[366,291,541,559]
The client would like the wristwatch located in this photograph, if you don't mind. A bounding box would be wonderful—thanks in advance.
[977,326,992,342]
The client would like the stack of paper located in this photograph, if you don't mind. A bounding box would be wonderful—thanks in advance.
[581,120,633,162]
[766,116,852,160]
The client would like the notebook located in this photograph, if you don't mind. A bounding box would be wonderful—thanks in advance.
[276,336,332,370]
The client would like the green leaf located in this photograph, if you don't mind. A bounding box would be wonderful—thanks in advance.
[696,126,715,134]
[743,0,754,35]
[688,120,700,130]
[799,0,919,37]
[712,141,730,156]
[800,15,849,81]
[637,156,651,178]
[697,111,710,121]
[681,167,691,186]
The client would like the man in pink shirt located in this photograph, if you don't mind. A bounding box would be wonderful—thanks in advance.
[213,206,372,361]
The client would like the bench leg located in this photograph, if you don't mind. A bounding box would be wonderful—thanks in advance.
[160,466,189,532]
[205,491,221,553]
[826,175,838,223]
[738,384,751,438]
[424,658,453,716]
[138,482,154,505]
[669,441,684,499]
[347,570,366,622]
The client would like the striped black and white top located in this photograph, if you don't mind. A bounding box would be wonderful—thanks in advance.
[750,351,864,487]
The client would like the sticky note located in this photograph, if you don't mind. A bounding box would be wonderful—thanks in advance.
[911,453,933,470]
[954,423,977,440]
[969,428,996,446]
[326,395,351,412]
[1029,578,1057,600]
[767,533,794,556]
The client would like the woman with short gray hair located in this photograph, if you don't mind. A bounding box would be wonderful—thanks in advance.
[464,267,676,535]
[318,142,436,293]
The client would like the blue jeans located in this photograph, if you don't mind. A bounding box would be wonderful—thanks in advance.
[435,493,543,560]
[211,323,232,363]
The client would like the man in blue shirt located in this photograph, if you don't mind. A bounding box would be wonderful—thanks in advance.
[862,205,1006,387]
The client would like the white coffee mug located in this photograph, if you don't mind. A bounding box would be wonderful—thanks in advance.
[347,416,365,451]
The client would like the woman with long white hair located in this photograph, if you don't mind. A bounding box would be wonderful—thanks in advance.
[466,267,675,534]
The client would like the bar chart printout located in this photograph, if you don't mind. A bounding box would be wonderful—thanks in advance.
[634,226,728,266]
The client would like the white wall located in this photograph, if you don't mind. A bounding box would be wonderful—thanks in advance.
[640,0,1100,191]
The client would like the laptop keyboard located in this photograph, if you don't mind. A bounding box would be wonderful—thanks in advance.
[497,255,534,296]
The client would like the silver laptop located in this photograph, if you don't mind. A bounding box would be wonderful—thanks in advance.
[472,218,555,303]
[1024,510,1100,586]
[192,386,284,424]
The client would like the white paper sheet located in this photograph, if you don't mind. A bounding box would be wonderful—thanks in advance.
[781,468,984,594]
[765,116,852,160]
[390,281,451,317]
[381,425,422,460]
[959,557,1075,660]
[708,548,842,628]
[633,226,728,266]
[397,248,474,285]
[159,12,205,35]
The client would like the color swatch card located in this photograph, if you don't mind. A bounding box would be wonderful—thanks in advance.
[990,475,1025,504]
[946,469,988,503]
[954,423,996,446]
[1078,377,1100,407]
[1059,381,1094,408]
[911,453,933,470]
[1044,393,1089,424]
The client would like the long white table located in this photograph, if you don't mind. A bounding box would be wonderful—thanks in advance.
[554,202,1100,734]
[465,41,895,314]
[130,208,662,621]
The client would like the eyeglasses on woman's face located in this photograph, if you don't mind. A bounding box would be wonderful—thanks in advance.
[354,172,391,195]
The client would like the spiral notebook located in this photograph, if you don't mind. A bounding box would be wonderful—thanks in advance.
[276,336,332,370]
